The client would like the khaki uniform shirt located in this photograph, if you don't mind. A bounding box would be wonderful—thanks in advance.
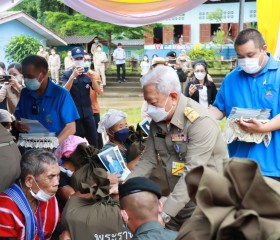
[48,54,61,69]
[127,94,228,217]
[93,51,108,66]
[37,50,49,62]
[91,43,103,57]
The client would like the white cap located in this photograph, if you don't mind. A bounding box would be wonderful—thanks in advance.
[97,109,127,133]
[0,109,14,123]
[152,57,167,66]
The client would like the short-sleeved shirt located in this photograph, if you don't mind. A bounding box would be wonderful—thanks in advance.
[132,221,177,240]
[62,69,94,119]
[113,48,126,65]
[214,53,280,177]
[15,78,79,136]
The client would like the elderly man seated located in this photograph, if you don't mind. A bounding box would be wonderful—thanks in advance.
[0,149,60,239]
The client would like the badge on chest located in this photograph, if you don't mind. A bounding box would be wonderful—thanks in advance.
[172,161,185,176]
[171,133,186,142]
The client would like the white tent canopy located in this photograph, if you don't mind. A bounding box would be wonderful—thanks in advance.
[1,0,208,27]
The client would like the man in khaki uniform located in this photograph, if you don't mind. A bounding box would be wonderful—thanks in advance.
[37,45,49,62]
[126,64,228,231]
[0,124,21,192]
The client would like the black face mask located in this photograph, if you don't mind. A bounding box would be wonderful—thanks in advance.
[114,128,129,142]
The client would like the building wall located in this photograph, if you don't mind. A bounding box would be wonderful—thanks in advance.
[160,1,256,44]
[0,20,47,67]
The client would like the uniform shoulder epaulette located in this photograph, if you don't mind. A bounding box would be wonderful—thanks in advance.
[184,107,200,123]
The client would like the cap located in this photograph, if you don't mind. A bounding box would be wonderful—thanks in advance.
[71,47,84,59]
[152,57,167,66]
[0,109,14,123]
[166,51,176,58]
[119,177,162,199]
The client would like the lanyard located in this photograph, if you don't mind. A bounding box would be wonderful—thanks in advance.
[35,201,45,240]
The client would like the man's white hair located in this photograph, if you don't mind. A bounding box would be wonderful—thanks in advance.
[140,65,181,95]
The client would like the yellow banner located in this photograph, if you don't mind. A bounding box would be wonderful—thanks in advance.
[257,0,280,55]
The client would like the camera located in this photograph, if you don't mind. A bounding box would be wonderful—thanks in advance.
[0,75,12,83]
[195,84,203,90]
[83,67,89,73]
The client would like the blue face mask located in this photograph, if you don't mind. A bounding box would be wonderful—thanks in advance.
[114,128,129,142]
[24,73,42,91]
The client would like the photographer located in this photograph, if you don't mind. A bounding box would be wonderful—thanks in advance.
[184,60,217,108]
[62,47,100,147]
[0,62,24,113]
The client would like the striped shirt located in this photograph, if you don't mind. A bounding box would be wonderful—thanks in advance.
[0,193,59,240]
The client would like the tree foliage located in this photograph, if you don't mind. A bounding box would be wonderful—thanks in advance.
[5,35,41,63]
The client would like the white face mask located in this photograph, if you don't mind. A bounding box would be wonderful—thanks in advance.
[147,95,173,122]
[30,177,54,202]
[74,60,84,68]
[238,52,264,74]
[194,72,206,81]
[143,57,148,61]
[97,48,102,52]
[51,51,55,55]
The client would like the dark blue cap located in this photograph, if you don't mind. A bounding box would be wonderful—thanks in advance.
[71,47,84,59]
[119,177,162,199]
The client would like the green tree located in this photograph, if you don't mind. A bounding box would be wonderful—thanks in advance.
[43,11,150,63]
[5,35,41,63]
[208,8,232,45]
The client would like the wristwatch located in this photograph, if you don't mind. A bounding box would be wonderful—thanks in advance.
[160,212,171,223]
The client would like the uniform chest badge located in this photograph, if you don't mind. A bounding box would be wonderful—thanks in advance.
[265,87,273,99]
[46,114,52,124]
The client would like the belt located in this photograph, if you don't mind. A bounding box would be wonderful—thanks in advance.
[0,140,14,148]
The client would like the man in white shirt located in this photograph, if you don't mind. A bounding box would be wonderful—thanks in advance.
[113,43,126,83]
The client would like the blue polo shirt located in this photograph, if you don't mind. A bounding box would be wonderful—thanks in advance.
[214,54,280,177]
[15,78,80,136]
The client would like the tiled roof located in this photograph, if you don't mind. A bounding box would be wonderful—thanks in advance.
[63,36,114,46]
[112,39,144,46]
[63,36,97,44]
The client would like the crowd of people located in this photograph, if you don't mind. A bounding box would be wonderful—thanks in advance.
[0,28,280,239]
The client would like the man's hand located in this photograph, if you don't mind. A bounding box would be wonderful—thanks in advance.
[107,172,118,184]
[237,117,266,133]
[70,67,83,79]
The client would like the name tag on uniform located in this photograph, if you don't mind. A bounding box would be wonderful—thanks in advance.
[171,133,186,142]
[172,161,185,176]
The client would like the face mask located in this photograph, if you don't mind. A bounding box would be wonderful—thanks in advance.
[147,95,172,122]
[83,61,91,68]
[74,60,84,68]
[97,48,102,52]
[15,75,23,82]
[94,39,99,43]
[143,57,148,61]
[24,74,41,91]
[238,52,264,74]
[39,48,43,52]
[68,52,72,56]
[51,51,55,55]
[194,72,206,81]
[114,128,129,142]
[30,177,54,202]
